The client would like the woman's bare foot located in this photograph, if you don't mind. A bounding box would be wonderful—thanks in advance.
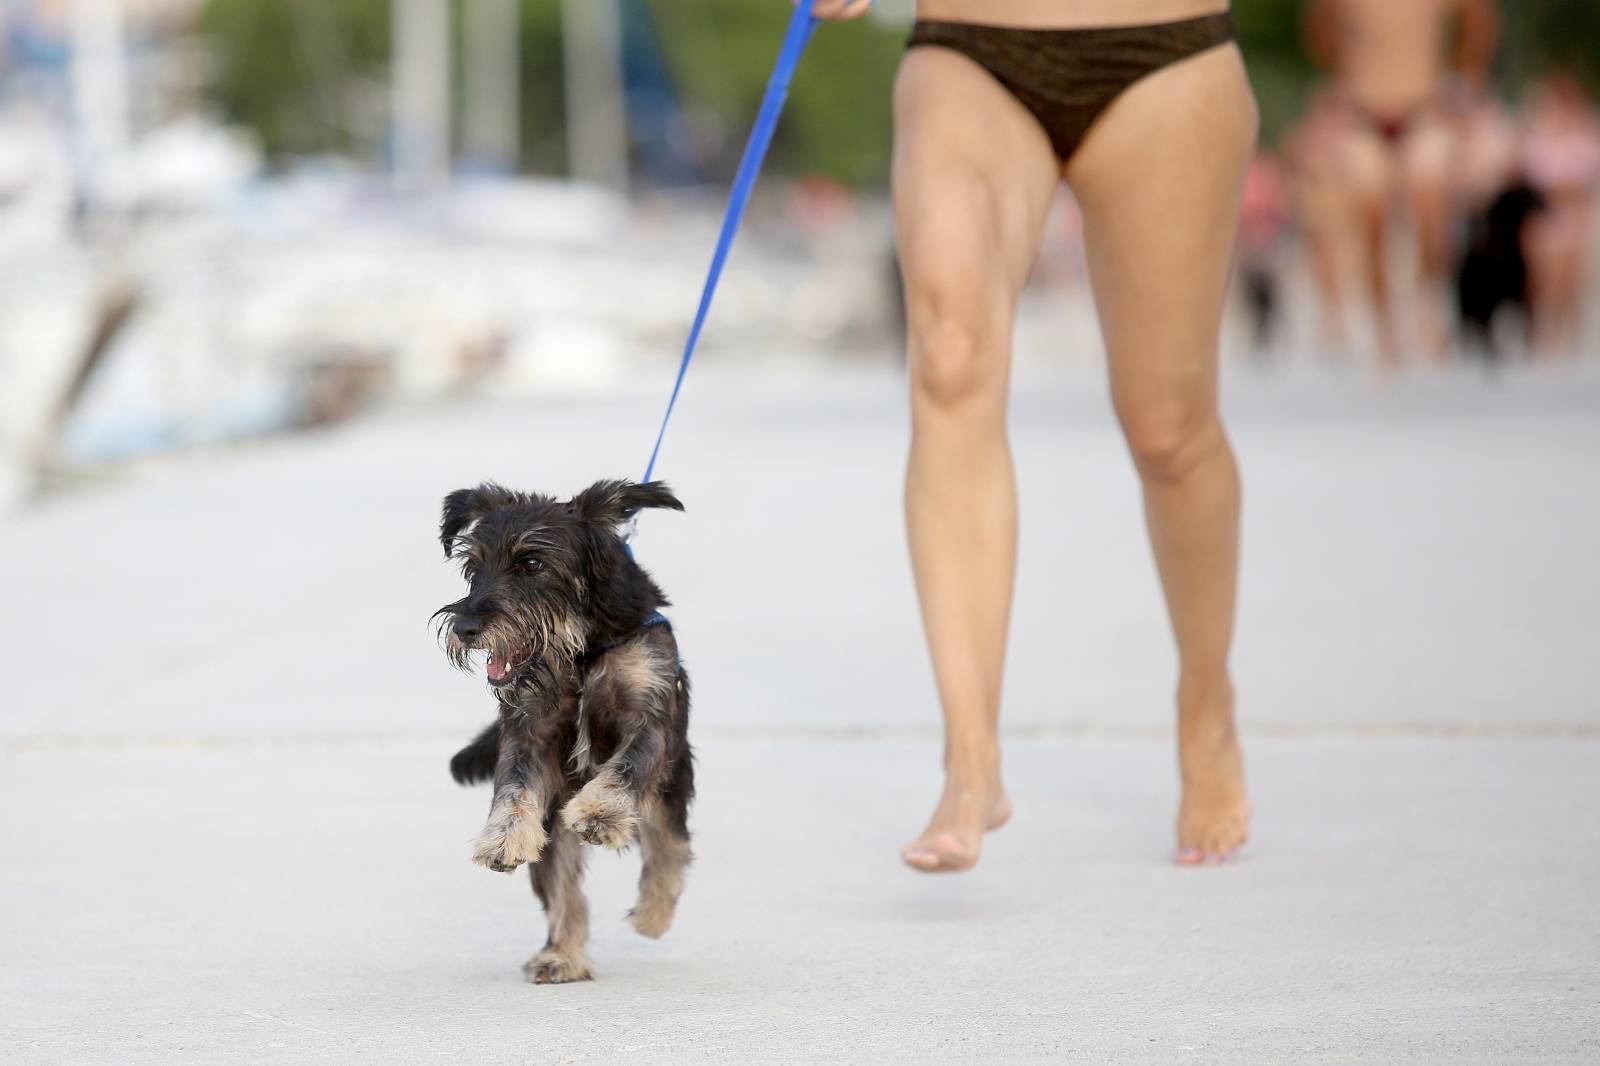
[1175,686,1251,865]
[901,767,1012,874]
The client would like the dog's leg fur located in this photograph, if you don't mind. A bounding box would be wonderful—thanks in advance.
[450,720,500,785]
[473,729,559,873]
[524,824,593,983]
[561,639,680,851]
[561,728,664,851]
[628,801,692,938]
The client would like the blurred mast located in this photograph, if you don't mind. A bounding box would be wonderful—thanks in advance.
[392,0,452,193]
[462,0,520,173]
[69,0,130,212]
[561,0,628,190]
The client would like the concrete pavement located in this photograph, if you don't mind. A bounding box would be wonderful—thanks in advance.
[4,738,1597,1063]
[2,364,1598,1061]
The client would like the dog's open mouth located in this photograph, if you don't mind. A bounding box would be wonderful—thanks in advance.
[485,647,533,685]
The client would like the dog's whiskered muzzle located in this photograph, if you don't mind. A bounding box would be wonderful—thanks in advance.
[444,614,539,687]
[486,649,521,684]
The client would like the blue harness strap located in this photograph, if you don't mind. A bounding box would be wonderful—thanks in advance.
[579,610,673,667]
[640,0,818,484]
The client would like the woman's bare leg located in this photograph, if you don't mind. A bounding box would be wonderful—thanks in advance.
[1303,208,1353,352]
[1401,117,1458,361]
[1339,126,1402,367]
[1066,42,1256,864]
[893,47,1059,873]
[1529,210,1589,353]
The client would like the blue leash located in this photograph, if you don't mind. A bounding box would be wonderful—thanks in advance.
[639,0,817,484]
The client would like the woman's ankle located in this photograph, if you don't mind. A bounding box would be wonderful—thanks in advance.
[942,741,1002,788]
[1177,672,1236,730]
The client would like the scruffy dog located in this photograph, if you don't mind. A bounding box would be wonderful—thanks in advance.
[434,480,693,984]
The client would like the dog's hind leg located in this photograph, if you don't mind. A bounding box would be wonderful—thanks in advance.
[628,794,692,939]
[524,825,593,984]
[449,720,500,785]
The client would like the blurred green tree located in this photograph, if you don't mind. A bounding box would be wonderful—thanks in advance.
[646,0,900,188]
[1502,2,1600,92]
[196,0,392,161]
[1232,0,1318,143]
[194,1,1600,184]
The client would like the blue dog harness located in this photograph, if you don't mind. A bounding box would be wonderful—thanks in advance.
[577,610,673,667]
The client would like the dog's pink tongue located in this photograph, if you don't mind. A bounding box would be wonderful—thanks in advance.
[486,655,509,682]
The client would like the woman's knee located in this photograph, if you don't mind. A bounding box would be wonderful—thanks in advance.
[906,300,1007,410]
[1119,404,1226,483]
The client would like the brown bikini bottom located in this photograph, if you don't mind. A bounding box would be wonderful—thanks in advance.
[906,11,1237,161]
[1346,98,1439,145]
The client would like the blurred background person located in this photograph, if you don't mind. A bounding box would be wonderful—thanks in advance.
[1283,84,1357,357]
[1446,77,1528,359]
[1519,69,1600,356]
[1450,86,1520,216]
[1303,0,1500,367]
[1237,147,1290,355]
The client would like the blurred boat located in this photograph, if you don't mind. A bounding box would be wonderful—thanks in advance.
[0,112,896,505]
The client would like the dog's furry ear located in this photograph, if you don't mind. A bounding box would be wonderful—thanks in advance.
[439,483,518,556]
[571,480,684,527]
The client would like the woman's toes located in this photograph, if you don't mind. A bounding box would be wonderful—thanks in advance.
[929,833,977,872]
[902,832,978,872]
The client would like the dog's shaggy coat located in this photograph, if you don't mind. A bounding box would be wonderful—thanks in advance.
[435,480,693,983]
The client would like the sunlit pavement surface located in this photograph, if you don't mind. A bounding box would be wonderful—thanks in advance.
[3,362,1598,1063]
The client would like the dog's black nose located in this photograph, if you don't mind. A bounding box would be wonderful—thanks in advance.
[452,617,484,643]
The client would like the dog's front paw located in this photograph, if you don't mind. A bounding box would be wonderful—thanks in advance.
[471,810,547,873]
[523,949,593,985]
[561,779,638,851]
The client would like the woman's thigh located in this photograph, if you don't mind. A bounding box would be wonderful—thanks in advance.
[892,46,1060,379]
[1064,43,1257,436]
[1399,113,1456,193]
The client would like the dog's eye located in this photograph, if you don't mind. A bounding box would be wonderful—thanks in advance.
[520,556,543,575]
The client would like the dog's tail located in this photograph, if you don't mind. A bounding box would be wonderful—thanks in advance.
[450,721,500,786]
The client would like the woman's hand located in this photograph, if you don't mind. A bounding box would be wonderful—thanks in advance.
[809,0,873,20]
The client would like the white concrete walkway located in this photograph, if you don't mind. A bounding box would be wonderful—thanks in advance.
[3,365,1597,1062]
